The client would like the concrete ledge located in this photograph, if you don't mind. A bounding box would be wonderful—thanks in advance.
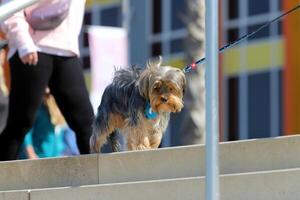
[0,190,28,200]
[0,154,99,191]
[28,168,300,200]
[0,135,300,191]
[98,135,300,184]
[219,135,300,174]
[98,144,204,184]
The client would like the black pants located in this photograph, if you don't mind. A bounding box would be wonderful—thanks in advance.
[0,92,8,133]
[0,52,94,161]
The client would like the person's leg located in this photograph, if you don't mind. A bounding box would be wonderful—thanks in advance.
[0,92,8,133]
[0,53,53,161]
[49,56,94,154]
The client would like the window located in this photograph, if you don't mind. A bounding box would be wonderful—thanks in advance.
[247,23,270,41]
[149,0,186,59]
[82,55,91,70]
[223,0,283,140]
[227,77,239,141]
[227,28,239,43]
[228,0,239,19]
[84,12,92,25]
[171,0,185,30]
[248,0,269,16]
[170,38,184,54]
[224,0,282,43]
[101,6,122,27]
[248,72,271,139]
[83,32,89,47]
[152,0,162,34]
[151,42,162,56]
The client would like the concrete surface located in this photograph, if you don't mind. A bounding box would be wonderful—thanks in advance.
[98,145,204,184]
[27,168,300,200]
[0,135,299,191]
[0,190,28,200]
[98,135,300,184]
[0,154,99,191]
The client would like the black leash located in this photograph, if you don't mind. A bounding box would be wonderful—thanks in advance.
[183,4,300,73]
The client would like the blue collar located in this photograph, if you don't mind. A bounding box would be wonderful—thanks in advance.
[145,102,158,119]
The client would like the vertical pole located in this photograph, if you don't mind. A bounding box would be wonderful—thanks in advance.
[205,0,220,199]
[0,0,39,22]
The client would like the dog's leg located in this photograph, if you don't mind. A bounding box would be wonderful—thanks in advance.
[90,129,110,153]
[90,113,125,153]
[127,142,150,151]
[108,130,122,152]
[149,132,163,149]
[126,129,151,151]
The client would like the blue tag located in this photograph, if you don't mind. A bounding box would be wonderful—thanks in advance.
[145,102,158,119]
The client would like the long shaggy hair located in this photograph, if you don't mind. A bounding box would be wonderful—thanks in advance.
[90,58,186,153]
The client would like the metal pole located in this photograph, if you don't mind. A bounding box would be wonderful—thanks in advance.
[205,0,220,199]
[0,0,39,22]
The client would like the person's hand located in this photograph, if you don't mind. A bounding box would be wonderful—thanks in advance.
[21,52,38,66]
[0,50,5,67]
[26,146,39,159]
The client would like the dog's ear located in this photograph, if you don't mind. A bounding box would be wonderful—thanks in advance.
[182,77,186,95]
[177,69,186,95]
[147,56,162,70]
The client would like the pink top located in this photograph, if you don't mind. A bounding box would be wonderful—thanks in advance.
[1,0,86,58]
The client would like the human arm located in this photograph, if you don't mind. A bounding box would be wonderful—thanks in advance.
[25,145,39,159]
[1,0,38,65]
[20,52,38,65]
[23,129,39,159]
[0,49,4,68]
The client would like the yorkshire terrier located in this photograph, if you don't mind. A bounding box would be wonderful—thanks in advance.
[90,57,186,153]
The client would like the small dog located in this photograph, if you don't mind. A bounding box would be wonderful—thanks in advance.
[90,58,186,153]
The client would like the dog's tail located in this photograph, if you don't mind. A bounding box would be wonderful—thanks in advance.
[89,105,109,153]
[89,128,101,153]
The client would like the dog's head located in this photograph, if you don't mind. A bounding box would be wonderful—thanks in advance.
[138,57,186,113]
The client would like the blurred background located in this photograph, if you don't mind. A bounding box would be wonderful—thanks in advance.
[80,0,300,147]
[3,0,300,150]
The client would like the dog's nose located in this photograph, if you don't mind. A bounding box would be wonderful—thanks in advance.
[161,96,168,103]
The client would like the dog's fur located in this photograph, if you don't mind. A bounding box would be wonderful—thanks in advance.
[90,58,186,153]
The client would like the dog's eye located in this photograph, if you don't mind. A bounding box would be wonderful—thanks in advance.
[168,86,175,92]
[153,87,160,92]
[153,86,160,93]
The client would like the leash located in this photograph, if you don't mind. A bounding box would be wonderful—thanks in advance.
[182,4,300,74]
